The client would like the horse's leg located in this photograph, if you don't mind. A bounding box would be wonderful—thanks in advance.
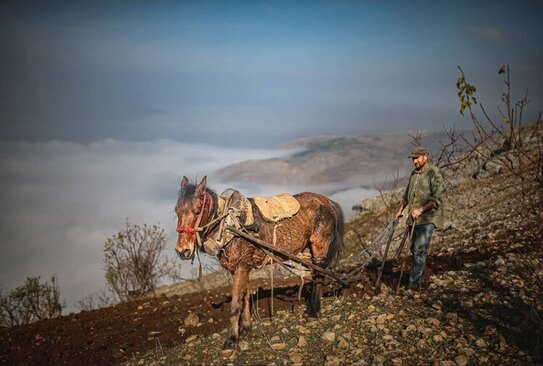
[239,282,253,336]
[223,266,250,350]
[307,209,334,318]
[306,266,324,318]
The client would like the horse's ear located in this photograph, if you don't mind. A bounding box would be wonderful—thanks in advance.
[181,176,189,189]
[196,176,207,196]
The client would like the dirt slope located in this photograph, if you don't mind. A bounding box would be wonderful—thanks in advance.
[1,154,541,366]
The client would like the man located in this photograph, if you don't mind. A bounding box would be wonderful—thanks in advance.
[394,146,445,290]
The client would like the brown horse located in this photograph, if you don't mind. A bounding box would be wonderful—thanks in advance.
[174,176,344,351]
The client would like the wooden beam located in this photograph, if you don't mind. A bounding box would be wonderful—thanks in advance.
[226,227,349,287]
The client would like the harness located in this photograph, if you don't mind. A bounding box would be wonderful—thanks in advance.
[203,189,253,256]
[176,188,302,262]
[176,190,228,255]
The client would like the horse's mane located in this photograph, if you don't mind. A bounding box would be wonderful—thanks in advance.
[176,182,218,212]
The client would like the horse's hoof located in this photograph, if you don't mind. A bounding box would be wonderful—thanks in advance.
[220,348,236,358]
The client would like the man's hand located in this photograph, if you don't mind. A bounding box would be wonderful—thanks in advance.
[395,201,407,220]
[411,207,423,219]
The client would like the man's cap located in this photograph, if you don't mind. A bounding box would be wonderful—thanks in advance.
[409,146,429,158]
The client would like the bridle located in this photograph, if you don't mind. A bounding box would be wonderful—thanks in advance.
[176,190,215,243]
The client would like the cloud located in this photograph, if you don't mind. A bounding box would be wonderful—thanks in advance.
[0,139,375,312]
[0,140,290,311]
[465,25,508,41]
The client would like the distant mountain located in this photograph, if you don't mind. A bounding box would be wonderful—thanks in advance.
[217,131,462,186]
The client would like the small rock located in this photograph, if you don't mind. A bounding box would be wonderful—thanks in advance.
[484,326,497,335]
[290,353,303,364]
[421,327,433,336]
[147,331,162,340]
[376,314,387,325]
[271,343,287,350]
[220,348,235,358]
[271,335,281,342]
[454,355,468,366]
[458,347,475,357]
[185,335,198,343]
[322,331,336,342]
[298,326,311,334]
[416,339,427,349]
[391,358,403,366]
[325,355,341,366]
[297,335,307,347]
[184,313,199,327]
[239,341,249,351]
[439,361,456,366]
[337,336,349,349]
[475,338,487,348]
[379,282,390,294]
[446,312,458,321]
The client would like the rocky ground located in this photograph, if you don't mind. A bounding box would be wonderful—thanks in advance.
[1,147,541,366]
[120,167,542,366]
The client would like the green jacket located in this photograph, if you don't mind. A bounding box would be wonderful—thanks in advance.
[402,164,445,229]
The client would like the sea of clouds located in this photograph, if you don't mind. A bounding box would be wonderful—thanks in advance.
[0,139,377,312]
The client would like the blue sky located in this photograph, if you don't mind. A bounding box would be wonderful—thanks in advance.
[1,0,541,146]
[0,0,541,311]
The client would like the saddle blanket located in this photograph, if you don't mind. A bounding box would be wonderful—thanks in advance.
[253,193,300,222]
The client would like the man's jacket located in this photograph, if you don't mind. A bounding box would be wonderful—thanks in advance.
[402,164,445,228]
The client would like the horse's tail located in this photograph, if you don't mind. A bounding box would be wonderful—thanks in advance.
[323,200,344,268]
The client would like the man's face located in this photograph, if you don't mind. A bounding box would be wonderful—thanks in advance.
[412,154,428,170]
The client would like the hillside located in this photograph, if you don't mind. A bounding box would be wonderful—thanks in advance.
[1,132,542,365]
[217,131,464,186]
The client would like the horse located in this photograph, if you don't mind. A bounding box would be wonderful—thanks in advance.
[174,176,344,351]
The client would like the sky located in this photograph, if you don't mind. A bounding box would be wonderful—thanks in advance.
[0,0,541,312]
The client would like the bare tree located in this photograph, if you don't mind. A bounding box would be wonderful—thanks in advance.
[0,275,64,327]
[103,220,176,302]
[456,65,542,223]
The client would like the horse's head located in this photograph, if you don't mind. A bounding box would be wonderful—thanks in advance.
[174,176,214,260]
